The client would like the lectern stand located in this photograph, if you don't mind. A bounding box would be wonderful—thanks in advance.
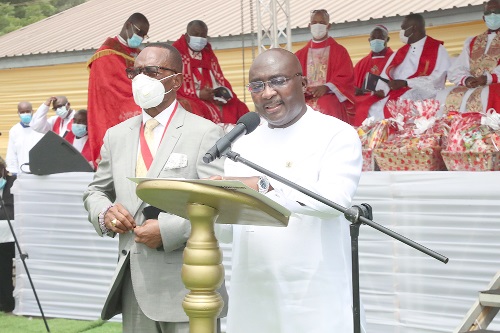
[135,178,290,333]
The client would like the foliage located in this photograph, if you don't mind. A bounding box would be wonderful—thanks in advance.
[0,0,87,36]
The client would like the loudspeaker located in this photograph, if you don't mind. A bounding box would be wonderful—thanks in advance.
[29,131,94,175]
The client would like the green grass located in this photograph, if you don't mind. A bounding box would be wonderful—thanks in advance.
[0,312,122,333]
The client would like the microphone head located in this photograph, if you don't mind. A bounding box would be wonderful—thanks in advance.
[237,112,260,135]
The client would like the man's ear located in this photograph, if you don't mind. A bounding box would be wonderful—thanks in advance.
[172,73,183,90]
[301,76,308,91]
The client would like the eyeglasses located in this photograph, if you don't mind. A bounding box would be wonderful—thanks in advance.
[132,23,149,40]
[310,9,328,14]
[126,66,178,79]
[247,73,302,93]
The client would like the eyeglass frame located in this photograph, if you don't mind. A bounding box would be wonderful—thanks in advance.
[246,73,303,93]
[125,66,178,79]
[131,23,149,40]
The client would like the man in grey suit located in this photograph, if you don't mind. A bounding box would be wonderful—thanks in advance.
[84,43,227,333]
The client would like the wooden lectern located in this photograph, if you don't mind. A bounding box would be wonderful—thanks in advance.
[135,179,290,333]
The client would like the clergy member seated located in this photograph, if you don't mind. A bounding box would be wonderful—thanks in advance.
[353,13,451,126]
[172,20,249,125]
[436,0,500,115]
[64,109,95,169]
[30,96,75,137]
[295,9,356,124]
[354,25,394,96]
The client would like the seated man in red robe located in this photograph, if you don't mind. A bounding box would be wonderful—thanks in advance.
[295,9,356,124]
[354,25,394,96]
[436,0,500,115]
[86,13,149,163]
[353,14,451,126]
[172,20,249,125]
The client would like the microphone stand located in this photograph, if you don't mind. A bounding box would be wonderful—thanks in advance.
[0,195,50,332]
[225,150,448,333]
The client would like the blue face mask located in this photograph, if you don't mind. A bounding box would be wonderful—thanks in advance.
[485,13,500,31]
[127,33,143,48]
[72,124,87,137]
[370,39,386,53]
[0,178,7,190]
[19,113,32,124]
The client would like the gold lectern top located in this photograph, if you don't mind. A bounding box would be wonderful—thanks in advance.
[134,178,290,227]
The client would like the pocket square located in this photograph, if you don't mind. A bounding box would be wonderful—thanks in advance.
[165,153,188,169]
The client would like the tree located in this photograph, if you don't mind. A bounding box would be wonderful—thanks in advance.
[0,0,87,36]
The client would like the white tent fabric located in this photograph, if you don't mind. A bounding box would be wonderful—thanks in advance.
[11,171,500,332]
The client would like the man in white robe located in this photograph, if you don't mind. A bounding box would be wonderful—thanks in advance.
[221,48,365,333]
[354,13,451,125]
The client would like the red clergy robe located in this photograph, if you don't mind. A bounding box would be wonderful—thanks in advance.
[172,35,249,124]
[86,37,141,163]
[295,37,356,124]
[353,37,443,126]
[353,48,394,88]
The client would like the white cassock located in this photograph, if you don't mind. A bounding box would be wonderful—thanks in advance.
[6,123,44,174]
[369,36,451,120]
[223,107,366,333]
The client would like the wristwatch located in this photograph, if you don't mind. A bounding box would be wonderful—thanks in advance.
[257,176,270,194]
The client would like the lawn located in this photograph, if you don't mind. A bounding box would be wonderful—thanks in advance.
[0,312,122,333]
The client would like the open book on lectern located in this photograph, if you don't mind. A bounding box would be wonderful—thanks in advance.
[131,177,291,227]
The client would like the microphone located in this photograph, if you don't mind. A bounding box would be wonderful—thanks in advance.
[203,112,260,163]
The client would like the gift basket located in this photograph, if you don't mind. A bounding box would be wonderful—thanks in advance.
[357,117,392,171]
[441,109,500,171]
[373,99,448,171]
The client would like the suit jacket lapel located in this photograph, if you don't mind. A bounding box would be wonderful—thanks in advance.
[126,116,142,212]
[147,106,185,178]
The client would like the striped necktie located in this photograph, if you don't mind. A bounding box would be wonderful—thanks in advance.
[136,118,160,177]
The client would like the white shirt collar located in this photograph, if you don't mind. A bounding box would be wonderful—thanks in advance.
[141,99,178,127]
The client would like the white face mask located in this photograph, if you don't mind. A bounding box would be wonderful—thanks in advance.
[399,28,411,44]
[132,73,178,109]
[310,23,328,40]
[56,104,69,119]
[188,35,208,51]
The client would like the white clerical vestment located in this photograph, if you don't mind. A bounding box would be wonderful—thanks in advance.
[435,32,500,114]
[369,36,451,120]
[223,107,366,333]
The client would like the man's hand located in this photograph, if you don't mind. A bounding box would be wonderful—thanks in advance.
[307,85,329,98]
[355,87,367,96]
[388,80,408,90]
[465,77,479,88]
[199,87,215,101]
[476,75,487,87]
[105,203,136,234]
[44,96,57,107]
[134,219,162,249]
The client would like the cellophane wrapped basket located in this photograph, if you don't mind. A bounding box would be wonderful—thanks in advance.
[441,110,500,171]
[373,99,448,171]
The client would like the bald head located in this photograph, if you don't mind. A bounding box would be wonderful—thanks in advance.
[17,101,32,113]
[485,0,500,13]
[128,13,149,26]
[249,48,307,128]
[250,48,302,78]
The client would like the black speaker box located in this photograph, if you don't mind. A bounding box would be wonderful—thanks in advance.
[29,131,94,175]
